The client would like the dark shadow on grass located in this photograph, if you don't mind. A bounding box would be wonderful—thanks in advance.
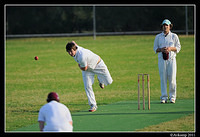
[11,110,39,113]
[105,100,193,105]
[67,103,108,106]
[72,111,193,117]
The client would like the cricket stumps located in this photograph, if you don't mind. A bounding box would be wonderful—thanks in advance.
[138,74,150,110]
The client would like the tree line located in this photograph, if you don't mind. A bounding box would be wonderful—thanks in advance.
[6,6,194,35]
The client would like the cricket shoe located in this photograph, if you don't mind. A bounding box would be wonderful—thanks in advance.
[160,99,167,104]
[97,78,104,89]
[89,105,97,112]
[99,83,104,89]
[170,98,175,103]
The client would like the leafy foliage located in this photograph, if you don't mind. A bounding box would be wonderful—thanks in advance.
[6,6,194,34]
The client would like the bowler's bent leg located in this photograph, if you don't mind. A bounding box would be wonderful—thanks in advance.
[94,60,113,86]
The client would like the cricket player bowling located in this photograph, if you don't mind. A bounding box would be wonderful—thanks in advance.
[66,41,113,112]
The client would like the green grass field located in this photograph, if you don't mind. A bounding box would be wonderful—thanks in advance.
[5,35,195,132]
[13,99,194,132]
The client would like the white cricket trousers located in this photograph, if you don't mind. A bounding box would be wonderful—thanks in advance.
[82,59,113,106]
[158,57,177,101]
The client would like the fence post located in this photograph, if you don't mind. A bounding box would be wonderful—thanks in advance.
[93,5,96,40]
[185,6,188,35]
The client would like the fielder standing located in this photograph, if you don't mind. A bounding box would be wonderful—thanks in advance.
[153,19,181,103]
[38,92,73,132]
[66,41,113,112]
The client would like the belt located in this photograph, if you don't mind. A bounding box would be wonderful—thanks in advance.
[97,57,101,64]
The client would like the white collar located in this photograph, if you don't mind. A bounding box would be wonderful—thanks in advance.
[161,31,171,37]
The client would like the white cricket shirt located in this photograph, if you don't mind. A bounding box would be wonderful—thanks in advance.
[153,31,181,60]
[73,45,100,70]
[38,101,73,132]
